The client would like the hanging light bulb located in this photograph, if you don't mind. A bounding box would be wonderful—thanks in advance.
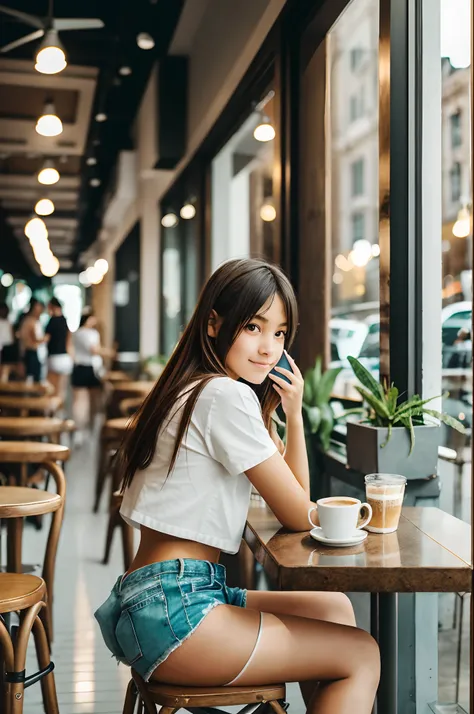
[86,266,103,285]
[260,202,276,222]
[36,101,63,137]
[253,116,275,142]
[24,216,48,240]
[94,258,109,275]
[452,206,471,238]
[38,159,60,185]
[161,213,178,228]
[180,203,196,220]
[35,198,55,216]
[35,30,67,75]
[40,256,60,277]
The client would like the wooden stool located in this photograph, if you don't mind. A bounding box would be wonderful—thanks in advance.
[103,370,132,383]
[106,381,152,419]
[103,491,134,571]
[0,396,63,419]
[94,417,130,513]
[123,671,286,714]
[0,442,68,641]
[0,573,59,714]
[0,382,54,397]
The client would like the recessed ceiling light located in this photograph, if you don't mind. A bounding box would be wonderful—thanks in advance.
[86,157,97,166]
[137,32,155,50]
[119,66,132,76]
[90,178,101,187]
[95,113,107,122]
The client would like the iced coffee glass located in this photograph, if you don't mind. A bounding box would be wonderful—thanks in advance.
[364,473,407,533]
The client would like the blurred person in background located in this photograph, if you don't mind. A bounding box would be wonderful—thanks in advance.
[0,302,14,381]
[44,297,73,402]
[71,313,115,445]
[19,300,46,383]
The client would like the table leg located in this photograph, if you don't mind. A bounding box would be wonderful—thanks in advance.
[6,517,23,573]
[374,593,398,714]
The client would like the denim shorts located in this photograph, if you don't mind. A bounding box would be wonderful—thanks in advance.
[94,558,247,681]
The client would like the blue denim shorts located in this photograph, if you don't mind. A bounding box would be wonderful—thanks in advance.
[94,558,247,681]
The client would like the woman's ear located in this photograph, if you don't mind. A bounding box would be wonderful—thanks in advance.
[207,310,220,338]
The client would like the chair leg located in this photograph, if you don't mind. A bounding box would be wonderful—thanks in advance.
[268,701,288,714]
[94,433,110,513]
[32,612,59,714]
[122,679,139,714]
[102,509,117,565]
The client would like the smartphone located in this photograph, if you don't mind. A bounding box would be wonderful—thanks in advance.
[270,352,293,384]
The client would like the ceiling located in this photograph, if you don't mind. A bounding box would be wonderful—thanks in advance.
[0,0,185,278]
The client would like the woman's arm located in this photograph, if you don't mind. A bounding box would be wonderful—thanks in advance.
[269,352,310,496]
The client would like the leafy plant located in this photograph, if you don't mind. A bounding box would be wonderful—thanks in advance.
[302,357,361,451]
[347,356,466,452]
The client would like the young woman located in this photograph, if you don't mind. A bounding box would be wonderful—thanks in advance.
[95,259,380,714]
[44,297,73,402]
[71,313,114,443]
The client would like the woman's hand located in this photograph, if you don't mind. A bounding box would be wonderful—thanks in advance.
[268,351,304,420]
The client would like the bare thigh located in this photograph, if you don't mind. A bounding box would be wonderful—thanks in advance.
[152,604,377,688]
[246,590,356,627]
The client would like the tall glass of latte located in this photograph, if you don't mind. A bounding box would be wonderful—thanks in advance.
[364,473,407,533]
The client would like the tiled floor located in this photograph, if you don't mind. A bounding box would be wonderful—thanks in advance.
[6,430,471,713]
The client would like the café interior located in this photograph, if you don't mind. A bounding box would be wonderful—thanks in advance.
[0,1,472,713]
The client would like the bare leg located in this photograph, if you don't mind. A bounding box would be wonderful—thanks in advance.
[246,590,356,705]
[152,605,380,714]
[72,387,90,443]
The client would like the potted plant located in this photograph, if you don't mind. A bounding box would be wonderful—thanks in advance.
[345,356,466,478]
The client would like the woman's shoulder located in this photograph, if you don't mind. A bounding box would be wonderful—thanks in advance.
[197,376,259,415]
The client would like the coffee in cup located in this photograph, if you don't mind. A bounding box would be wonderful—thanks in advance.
[364,473,406,533]
[309,496,372,540]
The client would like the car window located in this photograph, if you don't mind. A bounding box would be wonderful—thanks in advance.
[442,310,471,346]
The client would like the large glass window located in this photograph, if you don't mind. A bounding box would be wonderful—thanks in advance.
[210,90,278,271]
[327,0,380,397]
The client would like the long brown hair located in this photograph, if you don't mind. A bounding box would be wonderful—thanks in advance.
[119,258,298,491]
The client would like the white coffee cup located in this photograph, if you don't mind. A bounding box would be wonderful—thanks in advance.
[308,496,372,540]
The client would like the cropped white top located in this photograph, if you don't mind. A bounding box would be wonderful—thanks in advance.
[120,377,277,554]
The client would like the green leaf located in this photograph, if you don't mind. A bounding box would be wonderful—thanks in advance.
[355,385,391,420]
[387,385,399,414]
[393,394,443,420]
[380,421,392,448]
[399,415,415,454]
[302,404,322,434]
[317,404,334,452]
[348,356,384,399]
[303,370,315,405]
[316,367,342,406]
[424,409,467,434]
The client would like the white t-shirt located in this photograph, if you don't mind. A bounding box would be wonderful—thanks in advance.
[73,327,100,365]
[120,377,277,554]
[0,318,12,351]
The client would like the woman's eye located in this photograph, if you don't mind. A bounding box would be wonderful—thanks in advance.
[275,331,287,339]
[246,323,259,333]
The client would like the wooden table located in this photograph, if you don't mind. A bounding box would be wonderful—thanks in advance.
[0,416,66,439]
[0,381,54,396]
[244,504,472,714]
[0,395,63,417]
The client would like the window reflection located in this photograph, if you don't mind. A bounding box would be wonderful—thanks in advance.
[211,92,277,270]
[327,0,380,398]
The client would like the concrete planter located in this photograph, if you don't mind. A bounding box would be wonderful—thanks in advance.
[346,422,440,479]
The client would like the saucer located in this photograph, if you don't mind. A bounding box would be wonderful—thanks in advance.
[310,527,368,548]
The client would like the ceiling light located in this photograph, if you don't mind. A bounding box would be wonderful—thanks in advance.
[36,101,63,137]
[86,157,97,166]
[119,66,132,76]
[95,258,109,275]
[254,116,275,142]
[40,256,60,277]
[260,203,276,222]
[35,30,67,75]
[0,273,13,288]
[90,178,101,187]
[35,198,55,216]
[86,266,103,285]
[137,32,155,50]
[452,206,471,238]
[161,213,178,228]
[79,271,91,287]
[95,113,107,122]
[180,203,196,220]
[25,217,48,240]
[371,244,381,257]
[38,159,60,185]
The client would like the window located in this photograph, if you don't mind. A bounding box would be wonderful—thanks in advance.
[450,111,462,148]
[350,47,364,71]
[349,86,365,122]
[351,158,364,196]
[352,211,365,243]
[450,162,462,202]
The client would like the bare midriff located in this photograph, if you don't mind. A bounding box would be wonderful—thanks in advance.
[124,525,221,577]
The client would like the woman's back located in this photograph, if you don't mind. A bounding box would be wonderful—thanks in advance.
[73,326,98,364]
